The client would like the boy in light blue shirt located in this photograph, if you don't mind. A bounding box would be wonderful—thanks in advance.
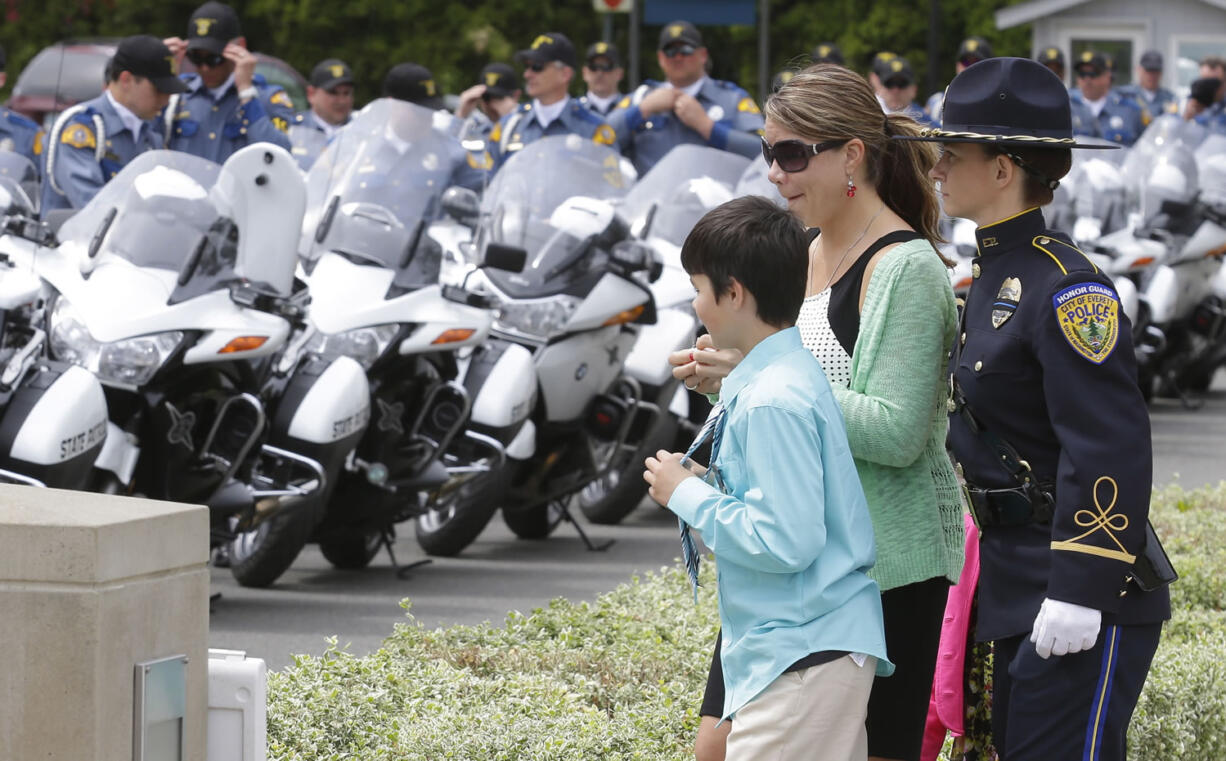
[644,196,891,760]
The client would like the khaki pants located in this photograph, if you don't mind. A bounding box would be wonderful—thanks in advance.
[725,655,876,761]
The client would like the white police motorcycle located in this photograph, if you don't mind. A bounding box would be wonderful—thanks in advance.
[423,135,659,554]
[37,147,371,587]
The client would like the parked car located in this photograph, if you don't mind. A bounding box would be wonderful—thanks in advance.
[7,38,307,127]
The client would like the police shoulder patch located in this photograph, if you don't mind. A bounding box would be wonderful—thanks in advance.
[616,95,631,110]
[737,97,760,114]
[1052,281,1120,364]
[593,124,616,146]
[60,123,97,150]
[269,91,293,109]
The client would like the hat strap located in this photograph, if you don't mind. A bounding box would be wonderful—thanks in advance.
[1004,151,1060,191]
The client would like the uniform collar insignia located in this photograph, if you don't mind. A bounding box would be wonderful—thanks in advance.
[975,207,1045,254]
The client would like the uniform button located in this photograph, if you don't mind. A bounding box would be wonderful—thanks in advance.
[212,106,219,112]
[960,332,967,345]
[209,132,216,140]
[972,263,981,278]
[240,128,247,135]
[974,361,983,372]
[1039,237,1050,244]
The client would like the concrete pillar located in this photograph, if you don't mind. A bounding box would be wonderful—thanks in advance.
[0,485,209,761]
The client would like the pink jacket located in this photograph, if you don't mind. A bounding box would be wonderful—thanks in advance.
[921,514,980,761]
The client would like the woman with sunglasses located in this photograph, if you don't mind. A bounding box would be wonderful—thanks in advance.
[675,64,964,761]
[905,57,1169,761]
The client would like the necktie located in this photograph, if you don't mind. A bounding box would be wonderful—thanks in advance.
[677,404,727,600]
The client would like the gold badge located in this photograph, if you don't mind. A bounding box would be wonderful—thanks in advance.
[33,130,45,156]
[330,64,345,79]
[165,56,178,75]
[532,35,554,50]
[60,123,96,150]
[669,24,684,39]
[817,45,831,57]
[737,97,760,114]
[272,116,289,133]
[194,18,216,36]
[422,79,437,97]
[490,123,503,143]
[1053,282,1120,363]
[593,124,616,146]
[991,276,1022,329]
[966,39,979,52]
[616,95,631,110]
[467,151,493,170]
[485,72,500,87]
[891,60,904,73]
[595,42,608,55]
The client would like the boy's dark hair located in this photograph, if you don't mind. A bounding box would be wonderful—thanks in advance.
[680,195,808,328]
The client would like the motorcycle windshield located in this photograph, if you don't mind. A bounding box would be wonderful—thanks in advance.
[619,145,751,244]
[58,150,222,272]
[481,136,630,297]
[302,98,461,279]
[734,158,787,209]
[1195,133,1226,207]
[0,151,38,215]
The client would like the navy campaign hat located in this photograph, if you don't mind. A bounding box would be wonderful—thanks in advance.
[515,32,578,68]
[811,42,844,65]
[894,57,1117,149]
[187,1,241,55]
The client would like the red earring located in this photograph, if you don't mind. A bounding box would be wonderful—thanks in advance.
[846,176,856,198]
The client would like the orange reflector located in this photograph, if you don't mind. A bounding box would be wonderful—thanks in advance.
[431,328,476,345]
[953,277,973,290]
[603,304,645,326]
[218,335,269,354]
[1130,257,1154,269]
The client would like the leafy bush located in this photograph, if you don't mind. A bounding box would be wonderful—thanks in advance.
[267,483,1226,760]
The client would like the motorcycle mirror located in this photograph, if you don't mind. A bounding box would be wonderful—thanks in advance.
[441,186,481,224]
[483,242,527,273]
[177,234,208,287]
[87,207,117,260]
[400,220,426,270]
[314,194,340,244]
[610,239,660,280]
[639,203,658,240]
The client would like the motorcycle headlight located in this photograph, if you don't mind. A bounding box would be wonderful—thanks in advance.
[49,298,183,388]
[495,295,581,340]
[305,324,400,369]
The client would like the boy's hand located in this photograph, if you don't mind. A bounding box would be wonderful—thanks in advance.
[644,450,699,506]
[669,333,742,395]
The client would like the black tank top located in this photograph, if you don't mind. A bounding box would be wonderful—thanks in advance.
[806,228,923,357]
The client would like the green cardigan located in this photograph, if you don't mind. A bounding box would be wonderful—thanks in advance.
[830,238,965,592]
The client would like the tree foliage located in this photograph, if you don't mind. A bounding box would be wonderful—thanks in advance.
[2,0,1033,106]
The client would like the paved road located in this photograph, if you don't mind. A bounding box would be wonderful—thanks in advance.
[209,375,1226,671]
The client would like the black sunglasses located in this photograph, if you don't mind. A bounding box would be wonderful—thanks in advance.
[587,61,617,72]
[883,78,911,89]
[525,61,561,73]
[760,136,849,173]
[662,44,697,58]
[1075,68,1104,78]
[187,50,225,68]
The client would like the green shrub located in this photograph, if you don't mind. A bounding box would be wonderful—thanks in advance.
[267,484,1226,760]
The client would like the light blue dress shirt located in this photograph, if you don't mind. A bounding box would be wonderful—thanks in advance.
[668,327,892,720]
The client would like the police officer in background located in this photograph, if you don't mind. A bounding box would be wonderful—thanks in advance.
[926,36,993,122]
[914,56,1170,761]
[162,1,293,162]
[1037,45,1066,85]
[607,21,762,175]
[456,63,522,143]
[874,55,933,126]
[0,44,44,172]
[1184,56,1226,127]
[42,35,186,214]
[288,59,355,170]
[382,62,486,192]
[1069,50,1149,146]
[1116,50,1178,117]
[483,32,616,172]
[810,41,844,65]
[581,42,625,117]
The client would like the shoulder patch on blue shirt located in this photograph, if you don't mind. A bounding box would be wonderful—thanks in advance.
[1052,282,1120,363]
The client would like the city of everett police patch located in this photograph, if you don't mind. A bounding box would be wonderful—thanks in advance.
[1052,282,1120,364]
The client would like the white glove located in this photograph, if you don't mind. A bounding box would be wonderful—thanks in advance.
[1029,598,1102,659]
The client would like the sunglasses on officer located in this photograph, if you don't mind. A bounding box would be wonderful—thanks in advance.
[760,136,849,173]
[662,44,697,58]
[187,50,226,68]
[525,61,564,73]
[1075,67,1105,79]
[587,61,617,72]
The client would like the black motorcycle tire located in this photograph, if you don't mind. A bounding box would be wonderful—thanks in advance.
[319,529,384,570]
[228,499,316,588]
[577,411,677,525]
[414,466,507,557]
[502,501,565,539]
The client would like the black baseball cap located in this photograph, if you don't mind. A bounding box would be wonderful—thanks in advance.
[810,42,844,65]
[586,41,622,68]
[1037,46,1065,68]
[310,59,354,90]
[875,56,915,86]
[1139,50,1164,72]
[187,1,242,56]
[514,33,577,68]
[659,21,703,51]
[383,62,443,109]
[479,63,519,99]
[958,36,993,63]
[1075,50,1110,75]
[112,35,188,94]
[1190,77,1221,107]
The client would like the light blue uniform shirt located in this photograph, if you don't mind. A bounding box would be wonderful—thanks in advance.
[164,72,293,163]
[668,327,892,720]
[0,107,44,171]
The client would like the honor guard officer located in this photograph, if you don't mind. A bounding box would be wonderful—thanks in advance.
[926,36,993,123]
[482,32,617,172]
[162,1,293,163]
[288,59,355,170]
[0,44,44,171]
[874,56,934,126]
[1115,50,1178,117]
[1037,45,1066,84]
[810,41,844,65]
[455,63,522,144]
[42,35,187,215]
[606,20,761,175]
[581,42,625,117]
[911,57,1171,761]
[1069,50,1149,146]
[383,63,485,192]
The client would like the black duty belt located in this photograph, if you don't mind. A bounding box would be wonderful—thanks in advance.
[962,481,1055,529]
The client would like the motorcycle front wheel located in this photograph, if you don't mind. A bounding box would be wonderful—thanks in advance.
[577,410,676,525]
[414,464,508,557]
[228,496,317,588]
[502,500,565,539]
[319,529,384,570]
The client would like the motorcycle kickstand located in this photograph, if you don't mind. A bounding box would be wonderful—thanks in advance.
[555,498,615,552]
[1165,371,1205,411]
[378,528,433,580]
